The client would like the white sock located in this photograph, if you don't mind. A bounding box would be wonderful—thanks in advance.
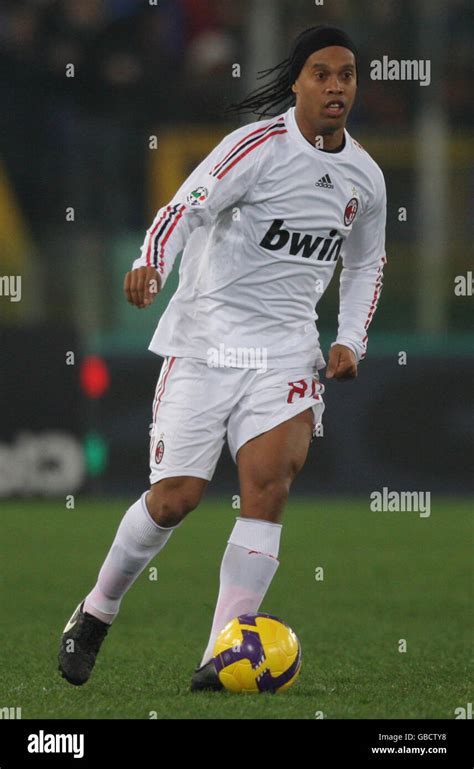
[199,516,281,667]
[83,492,180,624]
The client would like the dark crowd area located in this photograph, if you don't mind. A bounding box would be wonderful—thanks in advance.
[1,0,472,233]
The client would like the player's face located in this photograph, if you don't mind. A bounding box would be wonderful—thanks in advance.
[292,46,357,134]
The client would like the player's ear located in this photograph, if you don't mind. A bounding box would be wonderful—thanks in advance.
[291,82,298,95]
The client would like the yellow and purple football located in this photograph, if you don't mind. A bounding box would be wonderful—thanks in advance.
[212,613,302,693]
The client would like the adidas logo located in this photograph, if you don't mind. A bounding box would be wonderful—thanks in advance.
[315,174,334,189]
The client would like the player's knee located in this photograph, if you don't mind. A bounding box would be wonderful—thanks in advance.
[147,492,198,527]
[146,479,203,527]
[257,479,291,510]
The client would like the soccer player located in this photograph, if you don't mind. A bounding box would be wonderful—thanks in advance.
[59,26,386,691]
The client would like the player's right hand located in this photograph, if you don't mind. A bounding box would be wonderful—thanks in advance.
[123,266,161,309]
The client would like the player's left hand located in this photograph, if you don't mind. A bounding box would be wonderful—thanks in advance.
[325,344,358,380]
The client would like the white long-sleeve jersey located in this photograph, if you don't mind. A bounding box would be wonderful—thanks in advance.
[133,106,387,369]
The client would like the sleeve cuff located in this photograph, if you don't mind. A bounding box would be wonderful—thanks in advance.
[331,339,364,363]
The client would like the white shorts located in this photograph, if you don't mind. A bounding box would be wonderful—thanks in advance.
[149,356,325,484]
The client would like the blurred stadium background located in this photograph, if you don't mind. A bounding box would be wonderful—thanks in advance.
[0,0,472,720]
[0,0,472,497]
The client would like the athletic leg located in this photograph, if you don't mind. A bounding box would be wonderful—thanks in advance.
[83,354,229,625]
[59,355,228,685]
[198,409,313,668]
[84,477,207,624]
[58,477,206,686]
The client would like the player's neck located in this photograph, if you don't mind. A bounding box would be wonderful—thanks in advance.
[294,110,345,152]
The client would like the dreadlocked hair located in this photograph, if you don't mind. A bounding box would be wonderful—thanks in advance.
[225,26,358,119]
[225,58,294,119]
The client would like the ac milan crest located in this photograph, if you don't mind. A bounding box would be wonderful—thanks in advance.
[344,197,359,226]
[155,440,165,464]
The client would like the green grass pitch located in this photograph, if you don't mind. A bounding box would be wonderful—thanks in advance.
[0,497,471,719]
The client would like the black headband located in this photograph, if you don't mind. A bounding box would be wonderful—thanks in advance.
[289,26,358,85]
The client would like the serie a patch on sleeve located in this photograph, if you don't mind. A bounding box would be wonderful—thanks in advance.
[186,187,209,206]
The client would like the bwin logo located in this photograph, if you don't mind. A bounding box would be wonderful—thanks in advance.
[260,220,343,261]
